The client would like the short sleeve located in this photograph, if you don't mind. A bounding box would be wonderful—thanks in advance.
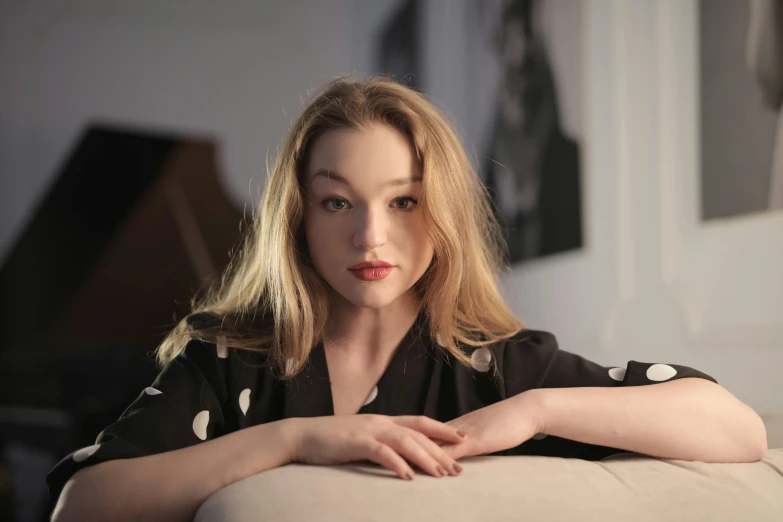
[495,329,719,460]
[496,329,718,397]
[538,340,718,390]
[46,339,229,502]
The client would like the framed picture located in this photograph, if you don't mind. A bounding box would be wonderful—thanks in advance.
[698,0,783,221]
[374,0,421,90]
[374,0,585,266]
[468,0,585,265]
[659,0,783,349]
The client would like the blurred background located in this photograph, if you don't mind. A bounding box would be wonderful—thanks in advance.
[1,0,781,520]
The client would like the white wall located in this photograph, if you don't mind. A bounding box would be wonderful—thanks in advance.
[699,0,779,219]
[1,0,780,414]
[0,0,365,264]
[420,0,783,415]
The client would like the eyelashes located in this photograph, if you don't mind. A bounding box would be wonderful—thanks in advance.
[320,196,419,213]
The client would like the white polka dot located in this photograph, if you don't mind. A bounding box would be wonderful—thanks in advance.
[73,444,101,462]
[470,347,492,372]
[239,388,251,415]
[216,336,228,359]
[144,387,162,395]
[193,410,210,440]
[363,386,378,406]
[647,364,677,381]
[608,368,626,381]
[532,433,548,440]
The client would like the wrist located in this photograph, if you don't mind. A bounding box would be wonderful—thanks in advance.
[278,417,305,464]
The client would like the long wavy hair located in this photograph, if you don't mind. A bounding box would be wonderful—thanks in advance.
[155,74,525,380]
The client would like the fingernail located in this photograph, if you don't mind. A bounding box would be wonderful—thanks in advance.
[453,463,463,473]
[406,471,415,481]
[457,430,468,438]
[437,465,447,477]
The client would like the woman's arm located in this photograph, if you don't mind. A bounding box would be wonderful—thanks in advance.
[51,418,299,522]
[522,378,767,463]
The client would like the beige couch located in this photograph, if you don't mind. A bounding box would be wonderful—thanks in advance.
[195,414,783,521]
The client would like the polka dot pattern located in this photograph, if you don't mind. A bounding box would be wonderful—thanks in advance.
[608,368,626,382]
[363,386,378,407]
[239,389,251,415]
[646,364,677,381]
[46,325,722,504]
[73,444,101,462]
[192,410,210,440]
[470,347,492,372]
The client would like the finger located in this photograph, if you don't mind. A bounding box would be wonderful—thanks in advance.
[437,442,462,461]
[396,416,467,444]
[408,431,462,476]
[360,439,417,481]
[384,431,448,478]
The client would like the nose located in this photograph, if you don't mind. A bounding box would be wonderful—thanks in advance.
[351,205,387,251]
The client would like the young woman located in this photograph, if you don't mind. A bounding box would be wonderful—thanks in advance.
[48,75,767,522]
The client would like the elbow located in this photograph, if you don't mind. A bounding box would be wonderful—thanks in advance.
[741,440,767,463]
[50,479,79,522]
[738,408,769,463]
[750,413,769,461]
[50,471,107,522]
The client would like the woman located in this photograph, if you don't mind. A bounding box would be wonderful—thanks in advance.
[48,75,767,522]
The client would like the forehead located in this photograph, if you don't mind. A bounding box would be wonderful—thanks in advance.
[305,125,420,186]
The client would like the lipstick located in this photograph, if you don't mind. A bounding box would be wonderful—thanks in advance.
[349,267,393,281]
[348,260,394,281]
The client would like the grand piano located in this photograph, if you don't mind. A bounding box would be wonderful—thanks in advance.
[0,123,246,520]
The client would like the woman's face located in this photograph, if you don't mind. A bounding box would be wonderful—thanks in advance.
[302,123,434,310]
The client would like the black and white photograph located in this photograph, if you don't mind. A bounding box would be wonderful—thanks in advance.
[375,0,421,90]
[700,0,783,221]
[473,0,584,264]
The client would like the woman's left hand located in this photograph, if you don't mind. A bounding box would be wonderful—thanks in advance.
[435,391,544,460]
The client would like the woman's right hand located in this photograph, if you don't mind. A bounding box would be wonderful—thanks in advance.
[288,414,467,480]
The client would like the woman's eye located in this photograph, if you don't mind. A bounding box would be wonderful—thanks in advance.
[321,196,418,212]
[322,198,347,211]
[394,197,418,210]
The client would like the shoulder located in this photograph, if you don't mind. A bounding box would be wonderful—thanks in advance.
[180,311,273,363]
[486,329,560,398]
[495,329,559,356]
[155,338,227,397]
[491,329,560,375]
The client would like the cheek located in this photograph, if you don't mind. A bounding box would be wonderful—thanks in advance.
[304,216,338,263]
[406,221,435,260]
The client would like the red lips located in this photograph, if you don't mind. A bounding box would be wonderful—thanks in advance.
[349,260,393,270]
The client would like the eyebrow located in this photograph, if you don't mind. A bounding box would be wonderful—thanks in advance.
[312,168,422,189]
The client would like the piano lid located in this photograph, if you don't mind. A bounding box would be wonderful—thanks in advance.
[0,123,246,365]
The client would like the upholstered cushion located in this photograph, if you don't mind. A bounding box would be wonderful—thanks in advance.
[195,415,783,522]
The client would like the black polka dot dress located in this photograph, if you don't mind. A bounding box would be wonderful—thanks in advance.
[47,311,718,500]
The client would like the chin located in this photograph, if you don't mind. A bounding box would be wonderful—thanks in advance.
[345,293,397,310]
[332,284,400,310]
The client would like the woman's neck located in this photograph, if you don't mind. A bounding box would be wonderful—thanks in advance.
[322,293,422,368]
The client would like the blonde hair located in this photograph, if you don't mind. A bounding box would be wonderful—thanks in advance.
[155,74,525,380]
